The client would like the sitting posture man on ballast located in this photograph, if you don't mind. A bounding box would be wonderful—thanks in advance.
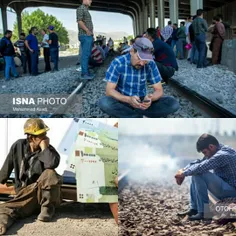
[0,119,62,235]
[98,37,180,118]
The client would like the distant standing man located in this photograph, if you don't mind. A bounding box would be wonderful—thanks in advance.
[41,29,51,72]
[14,33,27,74]
[77,0,94,80]
[185,16,193,60]
[0,30,19,81]
[48,26,59,72]
[25,27,39,76]
[161,21,173,46]
[192,9,208,68]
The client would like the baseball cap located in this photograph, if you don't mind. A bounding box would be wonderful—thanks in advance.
[48,25,54,30]
[132,37,154,61]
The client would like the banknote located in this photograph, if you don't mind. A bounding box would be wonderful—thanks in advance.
[58,119,118,203]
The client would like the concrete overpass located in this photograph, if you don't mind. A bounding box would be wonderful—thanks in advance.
[1,0,236,37]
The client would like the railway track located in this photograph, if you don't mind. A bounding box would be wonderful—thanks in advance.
[168,78,236,118]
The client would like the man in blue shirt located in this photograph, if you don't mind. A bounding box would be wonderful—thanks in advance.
[175,134,236,221]
[25,27,39,76]
[98,37,180,118]
[0,30,19,81]
[144,28,178,84]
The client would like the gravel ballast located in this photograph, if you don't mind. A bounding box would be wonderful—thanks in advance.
[119,177,236,236]
[172,60,236,115]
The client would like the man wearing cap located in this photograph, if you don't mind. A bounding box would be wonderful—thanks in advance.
[98,37,180,118]
[77,0,94,80]
[144,28,179,84]
[0,119,62,235]
[48,26,59,72]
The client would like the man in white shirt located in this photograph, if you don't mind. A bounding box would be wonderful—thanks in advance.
[41,29,51,72]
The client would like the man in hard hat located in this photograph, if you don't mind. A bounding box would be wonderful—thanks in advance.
[0,119,62,235]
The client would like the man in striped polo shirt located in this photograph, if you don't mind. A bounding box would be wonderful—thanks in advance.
[98,37,180,118]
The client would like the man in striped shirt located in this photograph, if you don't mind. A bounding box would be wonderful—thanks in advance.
[175,134,236,221]
[98,37,179,118]
[89,42,103,66]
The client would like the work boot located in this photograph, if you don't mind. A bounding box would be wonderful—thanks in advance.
[188,212,205,221]
[0,214,14,235]
[37,189,58,222]
[177,209,198,217]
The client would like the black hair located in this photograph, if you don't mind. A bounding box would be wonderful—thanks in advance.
[20,33,26,37]
[30,27,37,32]
[187,16,192,20]
[216,14,223,20]
[196,9,204,16]
[134,35,143,40]
[213,15,221,22]
[4,30,12,35]
[196,134,220,152]
[192,15,197,21]
[173,23,178,27]
[146,28,157,40]
[42,29,47,33]
[168,21,172,25]
[180,21,185,26]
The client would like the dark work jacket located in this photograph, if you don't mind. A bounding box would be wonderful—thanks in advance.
[0,37,15,56]
[0,139,60,192]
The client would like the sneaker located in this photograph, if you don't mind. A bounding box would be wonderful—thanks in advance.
[76,62,80,65]
[76,67,82,72]
[81,74,94,80]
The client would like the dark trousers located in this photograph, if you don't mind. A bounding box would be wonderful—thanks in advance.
[98,96,180,118]
[29,51,38,75]
[50,48,59,71]
[89,57,103,67]
[0,170,62,232]
[195,33,208,68]
[212,37,224,65]
[155,62,176,83]
[177,38,186,59]
[20,54,27,73]
[26,50,31,74]
[43,47,51,72]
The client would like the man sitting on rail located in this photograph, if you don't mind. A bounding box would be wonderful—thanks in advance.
[175,134,236,221]
[98,37,180,118]
[0,119,62,235]
[144,28,179,84]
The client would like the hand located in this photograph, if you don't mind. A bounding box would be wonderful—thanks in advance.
[139,94,153,110]
[175,169,185,185]
[30,49,34,53]
[39,137,50,151]
[129,96,142,109]
[86,30,92,36]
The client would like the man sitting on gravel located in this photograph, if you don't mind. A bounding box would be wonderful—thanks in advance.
[144,28,178,84]
[0,119,62,235]
[175,134,236,221]
[98,37,180,118]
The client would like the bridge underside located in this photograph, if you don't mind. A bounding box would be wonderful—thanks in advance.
[1,0,236,37]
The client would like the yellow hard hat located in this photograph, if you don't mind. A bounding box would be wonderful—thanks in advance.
[24,118,49,135]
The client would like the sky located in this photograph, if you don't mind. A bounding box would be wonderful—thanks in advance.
[1,7,133,34]
[119,119,236,135]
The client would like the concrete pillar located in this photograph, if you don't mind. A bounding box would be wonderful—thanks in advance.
[143,5,148,32]
[139,11,144,34]
[149,0,155,28]
[135,16,139,35]
[190,0,203,16]
[1,5,8,33]
[158,0,164,29]
[169,0,179,24]
[16,9,22,37]
[133,18,137,36]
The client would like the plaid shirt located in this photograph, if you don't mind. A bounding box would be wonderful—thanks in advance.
[105,53,161,97]
[76,4,93,36]
[161,25,173,41]
[183,144,236,188]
